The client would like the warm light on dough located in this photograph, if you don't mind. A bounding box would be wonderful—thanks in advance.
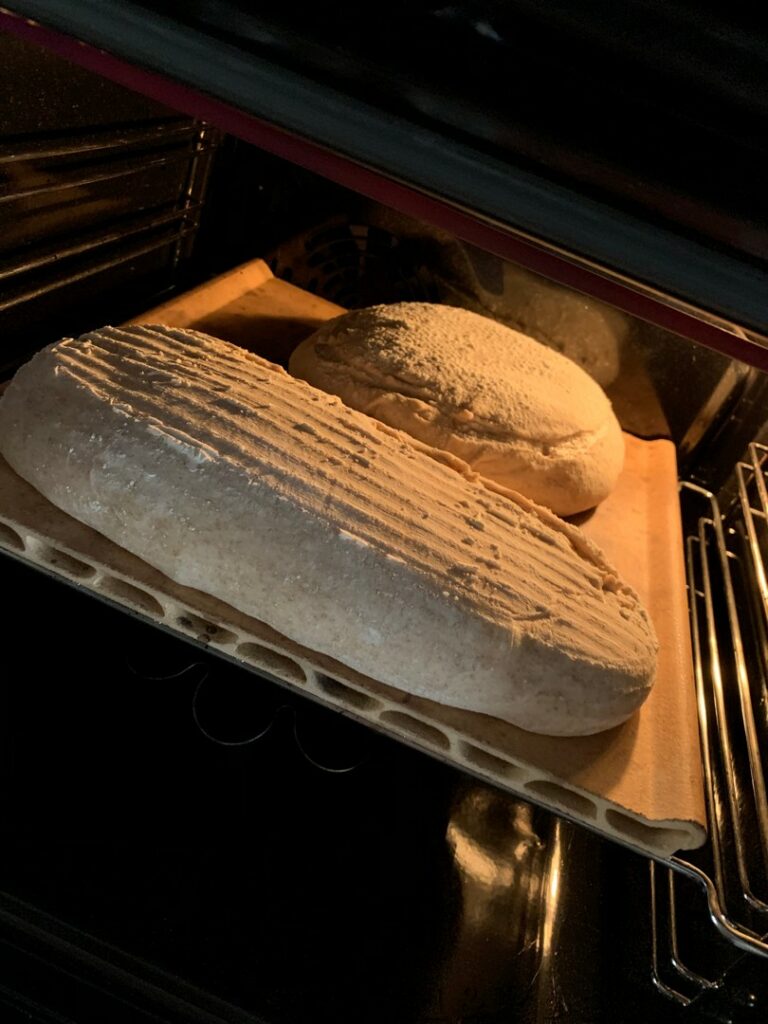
[290,302,624,515]
[0,325,656,736]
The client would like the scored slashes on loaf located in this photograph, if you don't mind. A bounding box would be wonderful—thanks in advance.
[290,302,625,515]
[0,325,657,736]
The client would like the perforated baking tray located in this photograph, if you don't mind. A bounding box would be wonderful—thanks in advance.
[0,259,706,859]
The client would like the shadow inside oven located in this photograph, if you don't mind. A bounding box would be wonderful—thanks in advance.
[0,554,667,1024]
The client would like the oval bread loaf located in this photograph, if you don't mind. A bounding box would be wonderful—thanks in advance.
[289,302,625,515]
[0,325,657,736]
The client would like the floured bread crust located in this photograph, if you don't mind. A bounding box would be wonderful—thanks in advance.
[0,325,657,735]
[289,302,625,515]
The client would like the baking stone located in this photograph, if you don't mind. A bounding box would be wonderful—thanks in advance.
[0,259,706,858]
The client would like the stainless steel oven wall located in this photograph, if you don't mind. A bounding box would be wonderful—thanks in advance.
[0,32,219,376]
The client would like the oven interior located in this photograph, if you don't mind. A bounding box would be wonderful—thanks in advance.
[1,30,767,1024]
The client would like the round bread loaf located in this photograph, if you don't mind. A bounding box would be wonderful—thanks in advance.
[289,303,624,515]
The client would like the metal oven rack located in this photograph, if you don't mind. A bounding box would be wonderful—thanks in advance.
[651,445,768,1004]
[0,105,220,374]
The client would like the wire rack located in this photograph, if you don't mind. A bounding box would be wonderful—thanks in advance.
[0,118,219,372]
[652,444,768,1003]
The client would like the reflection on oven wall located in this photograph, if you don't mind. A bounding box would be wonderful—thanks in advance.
[182,142,768,494]
[263,201,766,491]
[0,32,220,377]
[1,25,768,1024]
